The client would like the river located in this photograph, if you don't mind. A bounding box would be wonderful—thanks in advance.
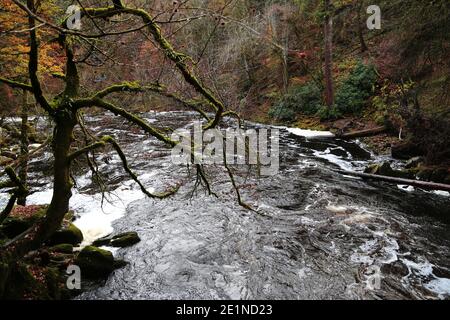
[1,111,449,300]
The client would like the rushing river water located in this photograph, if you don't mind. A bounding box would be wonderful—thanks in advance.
[2,111,450,300]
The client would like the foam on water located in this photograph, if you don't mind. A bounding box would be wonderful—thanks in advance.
[285,127,335,138]
[26,179,146,246]
[401,258,450,299]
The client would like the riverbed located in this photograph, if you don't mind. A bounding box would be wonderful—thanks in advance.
[1,111,449,300]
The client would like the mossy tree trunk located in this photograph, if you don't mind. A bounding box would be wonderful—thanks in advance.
[0,112,76,298]
[0,0,230,298]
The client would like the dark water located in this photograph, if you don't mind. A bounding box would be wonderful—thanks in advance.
[3,112,450,299]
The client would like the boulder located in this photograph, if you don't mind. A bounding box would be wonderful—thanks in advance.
[0,218,31,238]
[416,168,433,181]
[0,156,13,166]
[417,167,450,183]
[391,142,424,160]
[93,231,140,248]
[1,263,64,300]
[430,168,449,184]
[0,206,47,238]
[48,223,83,246]
[0,150,17,160]
[405,157,424,169]
[74,246,116,278]
[111,232,140,247]
[364,162,414,179]
[113,259,128,269]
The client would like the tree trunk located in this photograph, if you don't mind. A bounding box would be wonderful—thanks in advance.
[323,0,334,108]
[17,90,29,206]
[358,1,368,53]
[0,113,76,297]
[337,126,387,139]
[336,169,450,192]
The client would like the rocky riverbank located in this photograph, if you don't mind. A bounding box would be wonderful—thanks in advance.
[0,205,141,300]
[265,114,450,186]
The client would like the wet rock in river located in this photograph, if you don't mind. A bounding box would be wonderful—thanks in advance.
[75,246,125,279]
[48,222,83,246]
[93,231,141,248]
[405,157,424,169]
[364,162,414,179]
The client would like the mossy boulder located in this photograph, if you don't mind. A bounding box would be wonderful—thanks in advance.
[416,167,433,181]
[416,166,450,183]
[93,231,140,248]
[0,205,47,238]
[405,157,424,169]
[50,243,74,254]
[0,218,31,238]
[111,232,140,247]
[75,246,116,279]
[1,263,64,300]
[48,223,83,246]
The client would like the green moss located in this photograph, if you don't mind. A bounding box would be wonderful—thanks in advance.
[2,263,50,300]
[50,243,74,254]
[75,246,115,279]
[93,232,141,248]
[48,222,83,246]
[0,206,47,238]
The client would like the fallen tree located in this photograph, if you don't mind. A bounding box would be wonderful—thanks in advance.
[336,169,450,192]
[335,126,388,139]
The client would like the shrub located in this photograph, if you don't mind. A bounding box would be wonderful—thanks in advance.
[268,103,296,121]
[316,105,342,121]
[335,62,378,114]
[269,83,322,121]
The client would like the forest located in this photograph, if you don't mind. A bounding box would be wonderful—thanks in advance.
[0,0,449,301]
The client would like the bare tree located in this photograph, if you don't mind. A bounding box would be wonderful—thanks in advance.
[0,0,243,296]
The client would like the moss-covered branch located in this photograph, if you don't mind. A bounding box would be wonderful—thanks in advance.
[0,167,29,224]
[91,81,212,120]
[93,82,165,99]
[0,192,18,225]
[4,167,27,196]
[0,77,33,92]
[68,139,107,162]
[92,99,177,147]
[104,136,179,199]
[222,148,255,212]
[26,0,53,114]
[76,5,224,128]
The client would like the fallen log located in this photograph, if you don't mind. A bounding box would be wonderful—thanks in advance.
[336,169,450,192]
[336,126,387,139]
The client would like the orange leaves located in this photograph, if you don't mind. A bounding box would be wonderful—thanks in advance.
[11,205,45,219]
[0,0,64,79]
